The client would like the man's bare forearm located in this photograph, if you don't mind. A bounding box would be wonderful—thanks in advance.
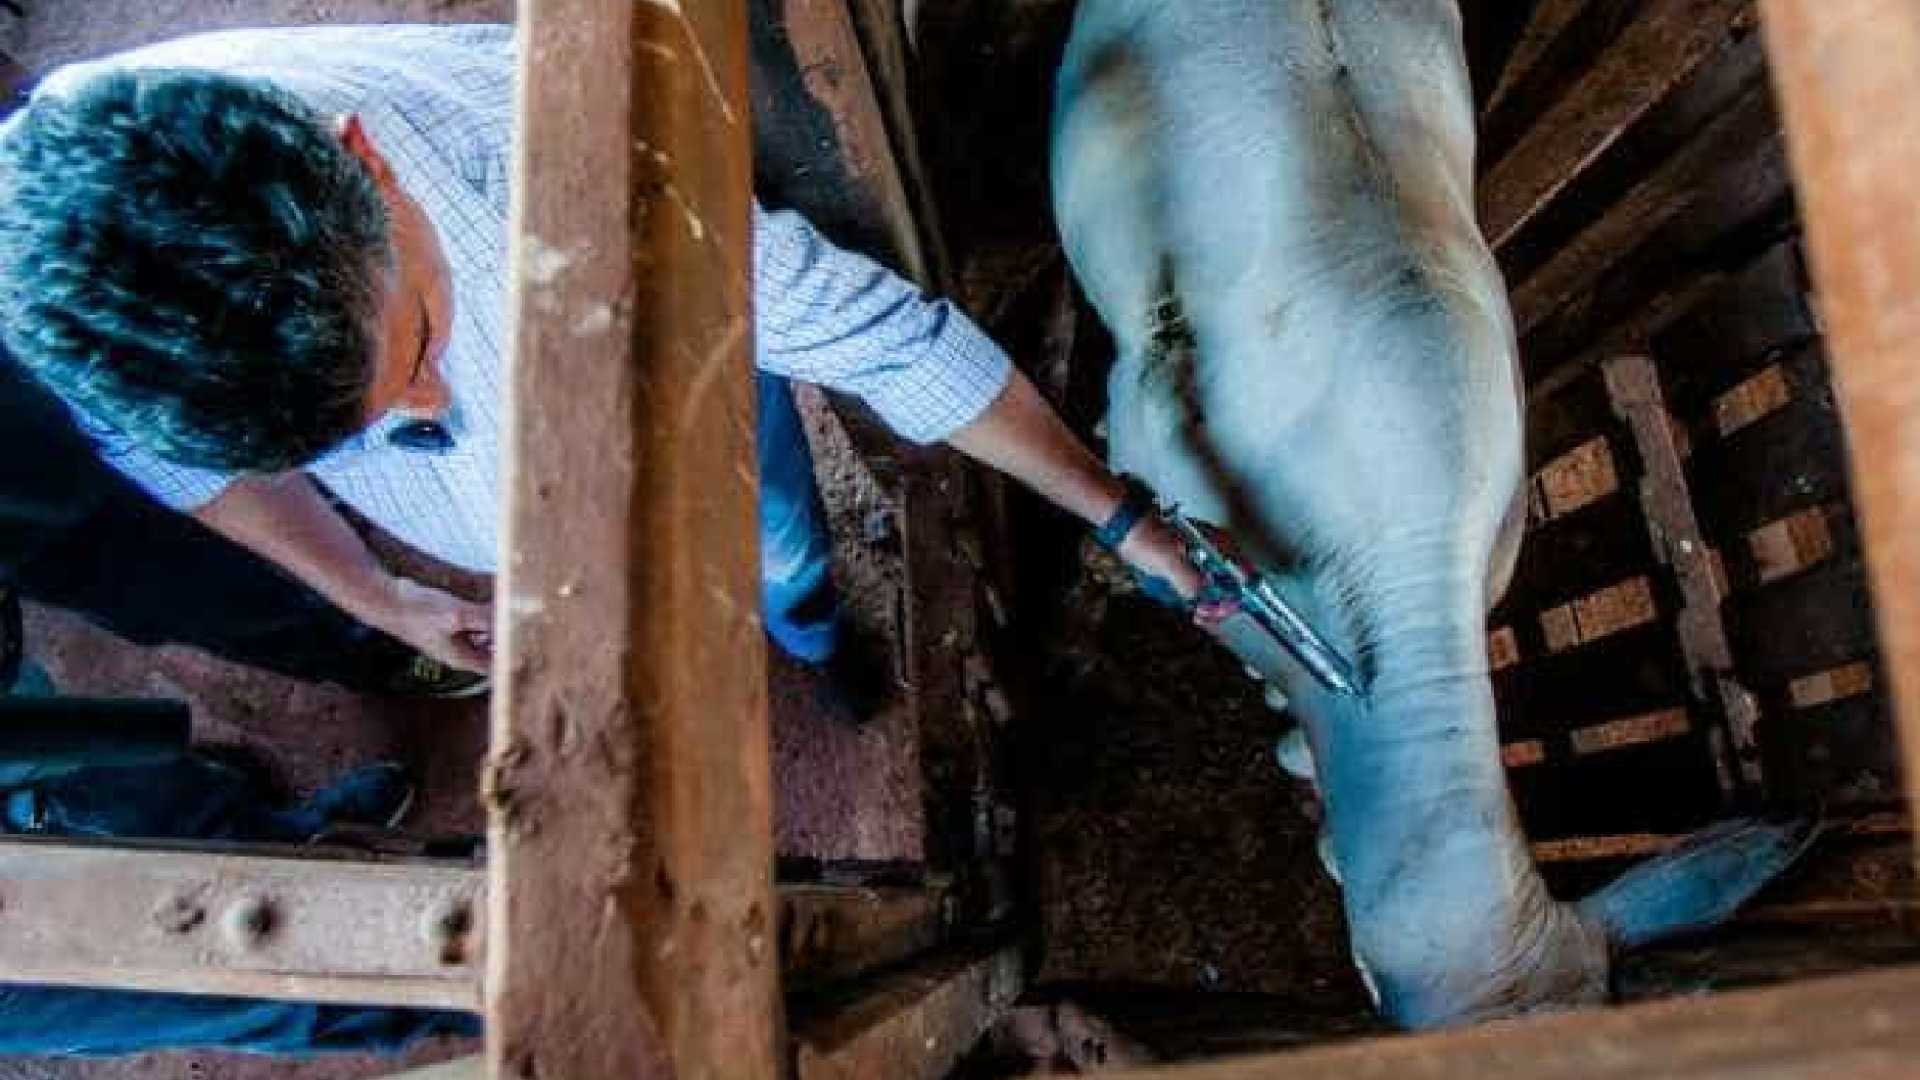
[190,472,402,628]
[946,370,1127,526]
[190,474,493,672]
[945,370,1203,598]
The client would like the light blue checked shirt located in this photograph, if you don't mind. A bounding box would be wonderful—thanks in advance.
[30,25,1010,573]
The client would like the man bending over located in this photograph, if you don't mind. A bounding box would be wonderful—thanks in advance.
[0,25,1202,699]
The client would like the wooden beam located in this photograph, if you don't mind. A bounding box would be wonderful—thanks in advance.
[791,942,1023,1080]
[1759,0,1920,872]
[1604,353,1760,795]
[489,2,778,1079]
[1478,0,1598,123]
[1508,79,1780,335]
[761,0,1003,891]
[842,0,954,286]
[783,882,953,991]
[1478,0,1753,251]
[0,839,481,1009]
[380,1057,484,1080]
[773,0,931,283]
[1096,963,1920,1079]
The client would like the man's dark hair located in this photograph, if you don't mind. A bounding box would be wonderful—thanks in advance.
[0,69,392,472]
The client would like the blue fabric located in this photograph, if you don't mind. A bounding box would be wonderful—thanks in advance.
[3,756,310,842]
[0,756,476,1057]
[757,372,840,664]
[0,987,477,1058]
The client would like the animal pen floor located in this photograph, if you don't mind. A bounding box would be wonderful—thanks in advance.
[6,1,1920,1077]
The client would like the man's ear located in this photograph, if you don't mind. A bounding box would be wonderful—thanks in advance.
[335,114,395,189]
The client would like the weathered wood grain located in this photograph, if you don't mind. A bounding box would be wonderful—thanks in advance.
[0,839,482,1009]
[1508,80,1781,335]
[1479,0,1753,250]
[1097,963,1920,1078]
[487,3,777,1078]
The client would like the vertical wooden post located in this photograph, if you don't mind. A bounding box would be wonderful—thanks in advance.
[488,2,778,1078]
[1604,353,1763,799]
[1759,1,1920,846]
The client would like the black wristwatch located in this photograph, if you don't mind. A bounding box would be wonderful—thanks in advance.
[1093,474,1158,552]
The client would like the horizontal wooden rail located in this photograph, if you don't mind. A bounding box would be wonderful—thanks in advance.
[1098,963,1920,1079]
[792,942,1022,1080]
[1478,0,1752,250]
[0,828,957,1020]
[0,838,483,1010]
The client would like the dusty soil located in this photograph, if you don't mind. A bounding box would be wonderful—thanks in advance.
[1021,574,1370,1009]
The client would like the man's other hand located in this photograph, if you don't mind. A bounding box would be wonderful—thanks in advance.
[376,577,493,674]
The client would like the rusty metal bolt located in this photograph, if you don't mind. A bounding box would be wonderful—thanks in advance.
[223,896,276,950]
[425,900,474,966]
[154,894,206,935]
[742,900,769,965]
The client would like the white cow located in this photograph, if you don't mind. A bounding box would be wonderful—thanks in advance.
[1052,0,1809,1027]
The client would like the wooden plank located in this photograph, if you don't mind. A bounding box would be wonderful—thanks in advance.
[754,0,930,282]
[757,0,1001,893]
[1760,0,1920,877]
[0,839,481,1009]
[380,1057,484,1080]
[1726,549,1878,685]
[792,943,1023,1080]
[1494,621,1691,739]
[1519,147,1797,394]
[1758,691,1903,806]
[1534,435,1626,521]
[1495,32,1769,289]
[1606,352,1757,793]
[1510,730,1723,840]
[1568,707,1693,755]
[1097,963,1920,1079]
[1531,833,1680,863]
[783,882,952,991]
[1508,79,1781,335]
[1739,834,1916,929]
[488,3,778,1079]
[1534,813,1910,867]
[1525,368,1623,470]
[1653,241,1816,418]
[1688,392,1852,540]
[1479,0,1630,134]
[1478,0,1753,251]
[842,0,954,286]
[1500,492,1658,613]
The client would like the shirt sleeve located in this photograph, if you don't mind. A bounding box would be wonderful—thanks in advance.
[91,434,234,512]
[753,204,1012,445]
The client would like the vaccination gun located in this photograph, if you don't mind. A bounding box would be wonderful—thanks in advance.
[1163,508,1362,697]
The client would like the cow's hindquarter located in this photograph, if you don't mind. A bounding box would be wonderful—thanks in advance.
[1053,0,1611,1027]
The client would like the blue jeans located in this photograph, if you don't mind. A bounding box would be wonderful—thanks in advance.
[0,756,477,1057]
[0,987,476,1058]
[758,373,840,664]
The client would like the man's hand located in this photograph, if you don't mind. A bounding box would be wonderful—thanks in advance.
[373,577,493,674]
[1116,516,1237,629]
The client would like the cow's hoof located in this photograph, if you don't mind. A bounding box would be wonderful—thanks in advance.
[1274,726,1314,782]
